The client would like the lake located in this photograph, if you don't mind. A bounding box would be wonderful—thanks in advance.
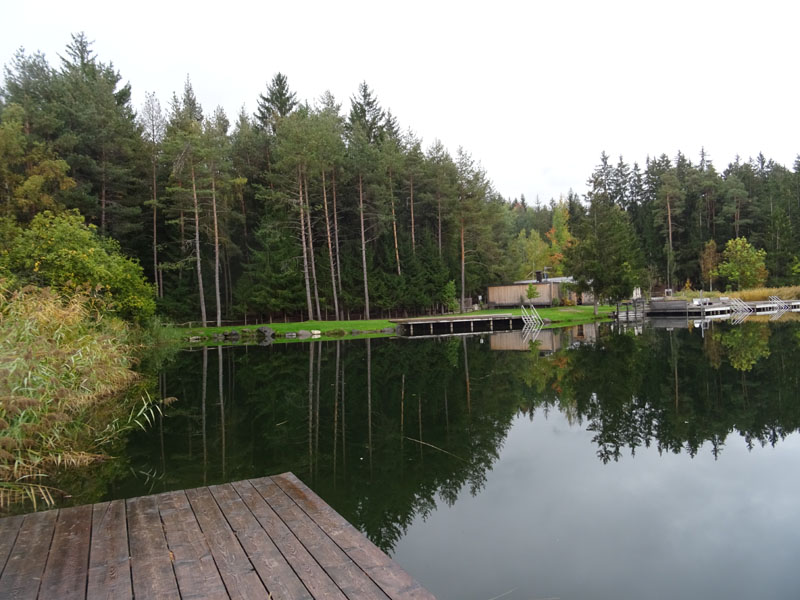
[93,320,800,599]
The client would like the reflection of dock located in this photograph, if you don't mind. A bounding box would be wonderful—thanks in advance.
[0,473,434,599]
[490,323,598,352]
[392,313,522,337]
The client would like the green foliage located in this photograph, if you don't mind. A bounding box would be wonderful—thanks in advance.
[715,322,771,372]
[565,191,644,305]
[442,280,459,312]
[714,237,768,291]
[526,283,539,301]
[2,211,155,321]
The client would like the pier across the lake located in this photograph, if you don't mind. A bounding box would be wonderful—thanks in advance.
[639,297,800,320]
[391,313,523,337]
[0,473,435,600]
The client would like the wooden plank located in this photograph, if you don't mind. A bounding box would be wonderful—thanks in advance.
[0,514,24,575]
[0,509,57,599]
[127,495,179,600]
[157,490,228,600]
[274,473,436,600]
[210,483,313,600]
[185,485,268,599]
[251,476,390,600]
[231,479,347,600]
[39,505,92,599]
[87,500,132,600]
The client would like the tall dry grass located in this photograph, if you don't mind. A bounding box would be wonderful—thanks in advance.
[0,282,157,509]
[728,286,800,302]
[673,286,800,302]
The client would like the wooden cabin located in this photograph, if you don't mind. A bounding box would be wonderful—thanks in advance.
[486,276,591,307]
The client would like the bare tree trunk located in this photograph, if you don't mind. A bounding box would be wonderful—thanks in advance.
[179,206,185,285]
[322,171,340,320]
[437,192,443,257]
[298,169,313,320]
[358,173,371,320]
[152,156,160,297]
[332,171,343,296]
[238,186,249,260]
[191,164,207,327]
[666,195,673,290]
[100,151,107,234]
[410,173,416,253]
[389,169,401,275]
[460,218,466,312]
[211,172,222,327]
[305,174,322,320]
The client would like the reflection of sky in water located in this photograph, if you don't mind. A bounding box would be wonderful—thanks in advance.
[394,410,800,600]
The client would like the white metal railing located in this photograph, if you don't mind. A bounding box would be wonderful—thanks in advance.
[520,304,544,345]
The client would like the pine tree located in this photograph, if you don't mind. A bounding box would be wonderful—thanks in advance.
[255,72,297,133]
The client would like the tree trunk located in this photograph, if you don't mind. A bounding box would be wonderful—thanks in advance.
[358,173,371,320]
[389,169,401,275]
[152,156,160,297]
[410,173,416,253]
[298,169,313,320]
[460,218,466,312]
[305,174,322,320]
[322,171,340,320]
[190,164,207,327]
[100,150,107,234]
[666,195,673,290]
[238,187,249,260]
[437,192,443,257]
[211,171,222,327]
[332,171,343,296]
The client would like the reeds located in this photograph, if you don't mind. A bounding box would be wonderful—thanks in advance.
[729,286,800,302]
[673,285,800,302]
[0,282,152,510]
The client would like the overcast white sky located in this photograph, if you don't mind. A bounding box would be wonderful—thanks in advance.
[3,0,799,203]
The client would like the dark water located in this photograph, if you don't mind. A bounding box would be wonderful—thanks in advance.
[89,321,800,599]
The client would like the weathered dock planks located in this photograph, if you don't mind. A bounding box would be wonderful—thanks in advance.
[0,473,436,600]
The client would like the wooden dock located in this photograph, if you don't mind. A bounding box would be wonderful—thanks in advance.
[391,313,522,337]
[0,473,435,599]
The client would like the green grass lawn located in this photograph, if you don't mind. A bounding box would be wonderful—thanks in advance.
[178,304,613,344]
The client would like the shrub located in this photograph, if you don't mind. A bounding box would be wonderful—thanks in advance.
[1,211,156,322]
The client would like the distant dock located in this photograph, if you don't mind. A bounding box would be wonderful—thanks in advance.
[391,313,522,337]
[638,297,800,320]
[0,473,435,599]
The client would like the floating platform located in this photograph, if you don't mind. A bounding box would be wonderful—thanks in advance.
[0,473,435,600]
[391,313,523,337]
[643,298,800,319]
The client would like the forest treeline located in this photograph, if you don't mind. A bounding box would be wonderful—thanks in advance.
[2,34,799,325]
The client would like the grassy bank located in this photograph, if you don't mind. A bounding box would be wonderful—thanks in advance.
[0,284,159,509]
[180,305,614,344]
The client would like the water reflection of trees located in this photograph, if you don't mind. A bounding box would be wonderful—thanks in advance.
[523,322,800,462]
[119,321,800,554]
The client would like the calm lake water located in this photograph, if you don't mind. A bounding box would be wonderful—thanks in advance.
[88,321,800,599]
